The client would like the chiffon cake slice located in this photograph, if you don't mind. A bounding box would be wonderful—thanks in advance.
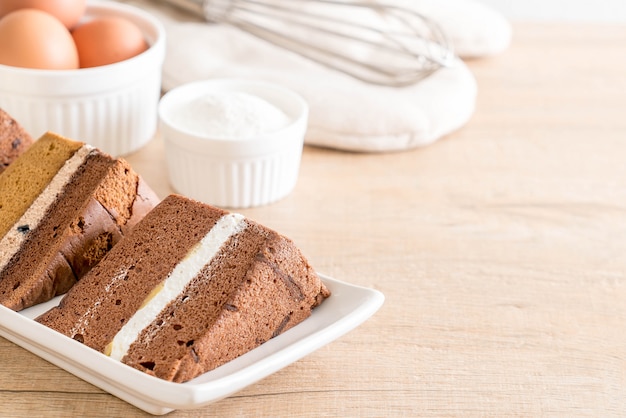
[37,194,330,383]
[0,132,159,311]
[0,108,33,173]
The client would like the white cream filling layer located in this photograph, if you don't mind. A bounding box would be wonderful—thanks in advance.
[0,145,94,272]
[107,213,246,361]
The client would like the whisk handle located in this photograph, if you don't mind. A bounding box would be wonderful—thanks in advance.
[161,0,235,23]
[161,0,205,17]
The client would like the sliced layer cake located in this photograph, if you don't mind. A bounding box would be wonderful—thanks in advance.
[0,108,33,173]
[37,194,330,383]
[0,132,159,311]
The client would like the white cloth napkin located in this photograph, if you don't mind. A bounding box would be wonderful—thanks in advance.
[129,0,511,152]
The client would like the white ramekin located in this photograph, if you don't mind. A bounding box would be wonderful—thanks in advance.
[0,1,165,156]
[159,79,309,209]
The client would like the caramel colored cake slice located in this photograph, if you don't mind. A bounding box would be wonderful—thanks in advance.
[0,108,33,173]
[0,132,159,311]
[37,194,330,383]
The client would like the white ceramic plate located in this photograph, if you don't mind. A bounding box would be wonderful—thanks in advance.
[0,274,384,415]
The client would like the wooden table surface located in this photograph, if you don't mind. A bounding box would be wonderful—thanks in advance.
[2,22,626,417]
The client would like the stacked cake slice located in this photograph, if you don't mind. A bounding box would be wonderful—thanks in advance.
[37,194,330,382]
[0,107,33,173]
[0,132,159,311]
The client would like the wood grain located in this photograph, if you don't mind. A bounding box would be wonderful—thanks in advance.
[2,22,626,416]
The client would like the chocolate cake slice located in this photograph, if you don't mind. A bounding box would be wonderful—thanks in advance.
[37,194,330,383]
[0,108,33,173]
[0,132,159,311]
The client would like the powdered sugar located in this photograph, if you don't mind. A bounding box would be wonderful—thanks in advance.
[170,91,291,139]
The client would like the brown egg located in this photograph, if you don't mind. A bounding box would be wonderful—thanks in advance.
[72,16,149,68]
[0,0,86,29]
[0,9,79,70]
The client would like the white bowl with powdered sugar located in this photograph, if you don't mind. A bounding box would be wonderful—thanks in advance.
[158,79,308,209]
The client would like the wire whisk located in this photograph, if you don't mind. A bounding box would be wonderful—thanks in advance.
[162,0,454,87]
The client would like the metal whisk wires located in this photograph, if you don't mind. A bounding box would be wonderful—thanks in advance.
[165,0,454,87]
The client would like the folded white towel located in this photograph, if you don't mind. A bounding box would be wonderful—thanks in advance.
[128,0,511,152]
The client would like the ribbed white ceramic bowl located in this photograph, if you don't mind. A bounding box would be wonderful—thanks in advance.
[159,79,308,209]
[0,1,165,156]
